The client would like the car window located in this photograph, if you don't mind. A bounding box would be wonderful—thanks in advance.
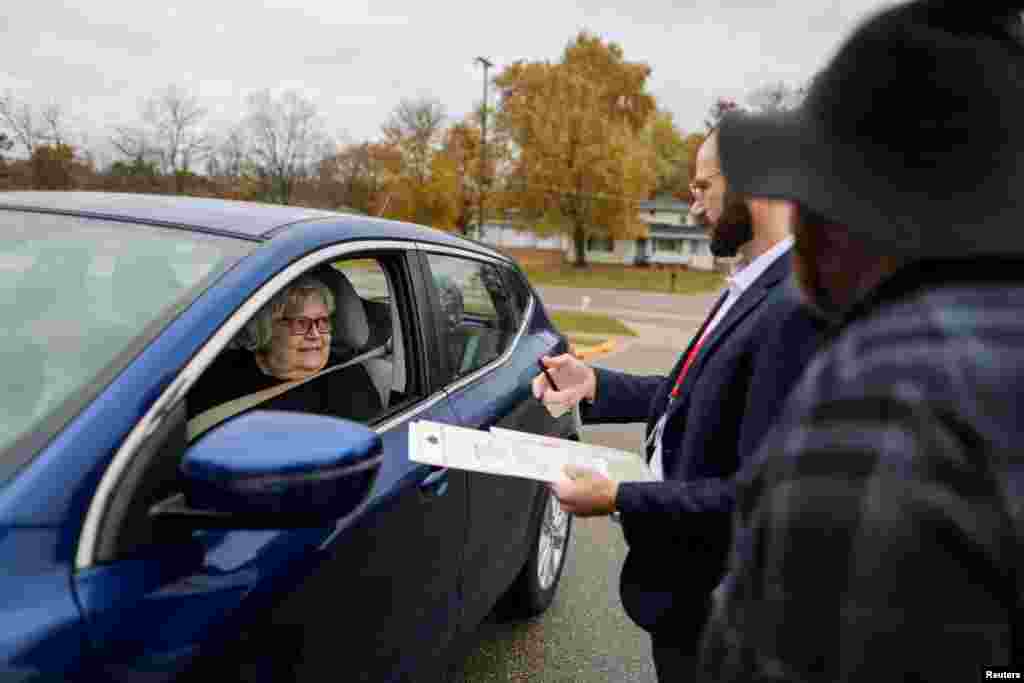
[333,258,393,351]
[102,250,424,562]
[185,254,416,442]
[423,253,519,383]
[334,258,390,303]
[0,210,248,469]
[330,257,402,395]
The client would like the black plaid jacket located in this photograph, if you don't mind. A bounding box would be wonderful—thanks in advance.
[698,260,1024,682]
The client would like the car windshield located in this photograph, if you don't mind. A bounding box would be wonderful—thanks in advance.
[0,210,252,472]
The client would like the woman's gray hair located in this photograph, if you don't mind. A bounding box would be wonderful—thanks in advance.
[237,275,335,352]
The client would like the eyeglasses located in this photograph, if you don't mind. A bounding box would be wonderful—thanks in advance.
[278,316,332,336]
[689,170,722,194]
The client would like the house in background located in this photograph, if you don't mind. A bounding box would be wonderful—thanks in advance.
[475,220,570,267]
[476,196,715,271]
[635,196,714,270]
[476,221,569,251]
[565,195,714,270]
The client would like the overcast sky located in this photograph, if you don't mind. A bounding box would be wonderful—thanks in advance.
[2,0,897,158]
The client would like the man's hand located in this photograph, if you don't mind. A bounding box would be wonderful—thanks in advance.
[550,464,618,517]
[531,354,597,407]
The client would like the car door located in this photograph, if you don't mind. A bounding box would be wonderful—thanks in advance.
[417,248,573,632]
[251,249,469,683]
[73,243,468,683]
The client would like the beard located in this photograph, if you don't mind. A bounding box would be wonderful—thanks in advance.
[709,187,754,257]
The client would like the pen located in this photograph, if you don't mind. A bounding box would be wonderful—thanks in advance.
[538,358,560,392]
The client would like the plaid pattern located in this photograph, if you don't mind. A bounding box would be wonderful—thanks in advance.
[699,263,1024,682]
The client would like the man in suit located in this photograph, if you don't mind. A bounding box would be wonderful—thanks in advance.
[532,129,824,680]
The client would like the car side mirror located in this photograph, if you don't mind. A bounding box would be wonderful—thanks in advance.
[150,410,383,529]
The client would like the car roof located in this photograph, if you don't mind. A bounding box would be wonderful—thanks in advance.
[0,191,341,239]
[0,192,513,262]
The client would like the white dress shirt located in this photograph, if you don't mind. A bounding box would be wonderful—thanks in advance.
[647,237,793,480]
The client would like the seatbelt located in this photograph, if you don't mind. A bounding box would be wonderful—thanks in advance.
[186,345,388,442]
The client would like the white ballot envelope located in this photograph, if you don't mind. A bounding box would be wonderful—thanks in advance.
[409,420,654,484]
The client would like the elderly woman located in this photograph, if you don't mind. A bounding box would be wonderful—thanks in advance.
[186,275,381,433]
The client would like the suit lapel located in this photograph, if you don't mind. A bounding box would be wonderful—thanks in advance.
[665,253,792,421]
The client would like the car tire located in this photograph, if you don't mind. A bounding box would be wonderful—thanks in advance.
[494,486,573,620]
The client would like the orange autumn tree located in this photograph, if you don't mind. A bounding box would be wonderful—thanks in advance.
[495,31,657,265]
[679,132,707,202]
[438,122,481,235]
[642,110,694,199]
[437,114,510,236]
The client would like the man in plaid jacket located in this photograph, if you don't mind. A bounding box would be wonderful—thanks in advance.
[698,2,1024,680]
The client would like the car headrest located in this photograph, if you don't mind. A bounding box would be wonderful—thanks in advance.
[434,274,464,333]
[314,267,370,352]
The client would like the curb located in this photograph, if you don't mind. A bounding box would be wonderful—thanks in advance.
[570,338,618,361]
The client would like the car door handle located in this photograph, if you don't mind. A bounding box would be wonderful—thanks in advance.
[419,467,449,498]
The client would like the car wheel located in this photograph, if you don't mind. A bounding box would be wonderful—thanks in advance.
[494,487,573,620]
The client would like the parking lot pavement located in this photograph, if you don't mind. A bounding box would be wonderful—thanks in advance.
[536,285,721,324]
[536,285,710,363]
[449,511,656,683]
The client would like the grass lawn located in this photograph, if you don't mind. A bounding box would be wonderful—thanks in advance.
[549,310,637,337]
[522,264,724,294]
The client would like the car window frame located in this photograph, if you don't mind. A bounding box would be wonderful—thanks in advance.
[413,245,535,395]
[497,262,534,330]
[333,249,427,418]
[91,247,431,564]
[77,239,442,570]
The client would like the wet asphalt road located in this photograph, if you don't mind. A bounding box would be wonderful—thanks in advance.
[449,287,705,683]
[535,285,720,330]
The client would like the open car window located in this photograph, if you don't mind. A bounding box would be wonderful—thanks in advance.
[332,258,393,354]
[100,249,423,563]
[185,254,415,440]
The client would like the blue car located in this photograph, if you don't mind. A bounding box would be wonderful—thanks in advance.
[0,192,576,682]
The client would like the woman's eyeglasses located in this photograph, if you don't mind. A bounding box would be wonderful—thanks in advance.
[278,316,332,336]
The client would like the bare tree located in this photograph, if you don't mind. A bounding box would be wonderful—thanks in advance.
[40,104,71,147]
[0,90,45,154]
[217,126,250,179]
[329,143,372,196]
[143,85,210,191]
[245,89,327,205]
[0,93,79,189]
[381,96,446,186]
[110,125,162,171]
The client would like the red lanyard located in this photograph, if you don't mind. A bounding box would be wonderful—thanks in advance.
[669,290,729,399]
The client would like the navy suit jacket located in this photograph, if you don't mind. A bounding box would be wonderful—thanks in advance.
[581,252,824,636]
